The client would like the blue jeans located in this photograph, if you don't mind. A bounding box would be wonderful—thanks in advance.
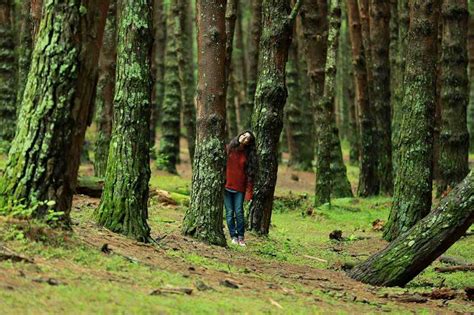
[224,189,245,239]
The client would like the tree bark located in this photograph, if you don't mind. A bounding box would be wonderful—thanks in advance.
[224,0,238,139]
[179,0,196,163]
[248,0,297,235]
[468,0,474,152]
[95,0,152,242]
[370,0,393,195]
[243,0,262,129]
[182,0,227,246]
[0,0,108,221]
[384,0,440,241]
[150,0,166,152]
[350,171,474,287]
[94,0,117,178]
[234,4,248,130]
[437,0,469,193]
[15,0,33,114]
[0,0,16,147]
[347,0,379,197]
[156,0,182,174]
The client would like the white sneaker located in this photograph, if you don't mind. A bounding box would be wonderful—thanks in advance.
[238,239,246,247]
[231,238,238,245]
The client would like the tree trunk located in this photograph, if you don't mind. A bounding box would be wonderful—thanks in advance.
[95,0,152,242]
[150,0,166,152]
[285,39,313,171]
[243,0,262,129]
[94,0,117,178]
[179,0,196,163]
[350,171,474,287]
[384,0,440,241]
[156,0,182,174]
[249,0,296,235]
[437,0,469,193]
[469,0,474,152]
[182,0,227,246]
[224,0,238,139]
[15,0,33,112]
[370,0,393,195]
[0,0,16,147]
[226,70,239,139]
[347,0,379,197]
[392,0,409,173]
[234,5,248,130]
[0,0,108,221]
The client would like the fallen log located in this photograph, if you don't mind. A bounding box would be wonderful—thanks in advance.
[434,265,474,273]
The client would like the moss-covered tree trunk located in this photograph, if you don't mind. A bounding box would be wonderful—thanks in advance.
[383,0,440,241]
[370,0,393,195]
[156,0,182,174]
[150,0,166,151]
[469,0,474,152]
[179,0,196,163]
[392,0,409,173]
[285,39,313,171]
[95,0,152,242]
[248,0,298,235]
[0,0,17,148]
[0,0,109,221]
[350,171,474,287]
[347,0,379,197]
[437,0,469,193]
[243,0,262,129]
[94,0,117,178]
[182,0,227,246]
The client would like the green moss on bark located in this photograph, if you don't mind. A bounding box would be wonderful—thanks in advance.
[95,0,152,242]
[384,0,440,241]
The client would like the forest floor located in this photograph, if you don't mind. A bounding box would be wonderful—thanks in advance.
[0,145,473,314]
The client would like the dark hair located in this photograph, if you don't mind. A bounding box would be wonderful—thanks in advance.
[228,130,257,181]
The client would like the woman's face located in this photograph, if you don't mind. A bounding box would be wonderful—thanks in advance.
[238,132,252,146]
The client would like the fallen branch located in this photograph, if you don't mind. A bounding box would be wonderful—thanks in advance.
[150,287,193,295]
[302,255,328,263]
[434,265,474,273]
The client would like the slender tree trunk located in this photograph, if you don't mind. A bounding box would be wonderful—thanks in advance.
[350,171,474,287]
[285,39,313,171]
[249,0,297,235]
[224,0,238,139]
[94,0,117,178]
[156,0,182,174]
[358,0,373,97]
[0,0,17,147]
[182,0,227,246]
[370,0,393,195]
[179,0,196,163]
[392,0,409,173]
[0,0,109,221]
[150,0,166,152]
[16,0,33,110]
[437,0,469,193]
[95,0,152,242]
[347,0,379,197]
[226,70,239,138]
[243,0,262,129]
[384,0,440,241]
[234,5,248,130]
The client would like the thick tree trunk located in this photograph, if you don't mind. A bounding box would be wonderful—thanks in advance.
[150,0,166,152]
[347,0,379,197]
[243,0,262,129]
[156,0,182,174]
[95,0,152,242]
[0,0,16,147]
[94,0,117,178]
[437,0,469,193]
[370,0,393,195]
[285,39,313,171]
[384,0,440,241]
[179,0,196,163]
[182,0,227,246]
[0,0,108,221]
[249,0,296,235]
[350,171,474,287]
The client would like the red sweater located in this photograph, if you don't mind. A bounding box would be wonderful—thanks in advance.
[225,148,254,201]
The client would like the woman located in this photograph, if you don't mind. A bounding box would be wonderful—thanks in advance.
[224,130,257,246]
